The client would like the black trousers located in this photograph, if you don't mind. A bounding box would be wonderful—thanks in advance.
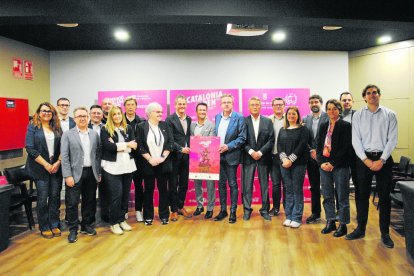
[65,167,97,232]
[355,153,393,234]
[307,158,321,215]
[98,175,109,220]
[270,155,285,211]
[242,163,269,214]
[102,170,133,225]
[143,166,170,220]
[133,169,144,212]
[169,155,189,212]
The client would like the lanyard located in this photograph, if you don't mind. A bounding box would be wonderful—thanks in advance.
[149,125,162,147]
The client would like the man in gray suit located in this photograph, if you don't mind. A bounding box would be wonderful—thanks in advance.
[61,107,101,243]
[190,103,216,219]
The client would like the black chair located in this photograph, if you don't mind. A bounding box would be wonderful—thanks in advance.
[4,165,36,230]
[390,164,414,207]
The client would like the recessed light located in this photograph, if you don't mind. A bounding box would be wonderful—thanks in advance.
[114,29,130,42]
[322,26,342,31]
[378,35,392,44]
[57,23,79,28]
[272,31,286,43]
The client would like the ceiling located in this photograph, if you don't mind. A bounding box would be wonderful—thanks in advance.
[1,0,414,51]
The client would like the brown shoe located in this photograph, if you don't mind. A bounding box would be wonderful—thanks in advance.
[170,212,178,222]
[51,228,62,237]
[41,230,54,239]
[178,208,192,218]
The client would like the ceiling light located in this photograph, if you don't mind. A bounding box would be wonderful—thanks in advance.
[114,29,130,42]
[378,35,392,44]
[322,26,342,31]
[57,23,79,28]
[226,24,268,36]
[272,31,286,43]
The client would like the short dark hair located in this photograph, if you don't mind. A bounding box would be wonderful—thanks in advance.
[90,104,102,111]
[325,99,343,115]
[272,97,285,106]
[339,92,353,101]
[309,94,323,104]
[57,97,70,105]
[196,102,208,112]
[362,84,381,97]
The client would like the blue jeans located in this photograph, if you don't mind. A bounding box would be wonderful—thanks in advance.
[218,160,239,213]
[280,164,306,223]
[34,174,62,231]
[320,167,350,224]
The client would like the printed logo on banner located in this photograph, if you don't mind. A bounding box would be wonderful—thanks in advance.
[285,93,298,105]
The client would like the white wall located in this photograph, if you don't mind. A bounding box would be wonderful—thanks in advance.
[50,50,348,111]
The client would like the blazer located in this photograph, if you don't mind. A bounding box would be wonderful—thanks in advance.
[215,111,246,166]
[100,125,135,162]
[316,119,352,168]
[69,117,76,129]
[25,124,62,180]
[61,127,101,183]
[125,113,146,159]
[136,121,174,176]
[165,113,191,158]
[190,119,215,137]
[303,112,329,150]
[243,115,275,165]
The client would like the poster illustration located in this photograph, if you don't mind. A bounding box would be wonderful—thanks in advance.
[189,136,220,181]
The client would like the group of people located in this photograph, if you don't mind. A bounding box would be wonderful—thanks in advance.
[24,84,398,249]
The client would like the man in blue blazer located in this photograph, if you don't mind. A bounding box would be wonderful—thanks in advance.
[214,94,246,223]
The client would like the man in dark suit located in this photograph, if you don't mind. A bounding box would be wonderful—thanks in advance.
[214,94,246,223]
[101,97,113,124]
[61,107,101,243]
[242,97,274,221]
[303,94,329,224]
[166,95,192,221]
[56,97,75,132]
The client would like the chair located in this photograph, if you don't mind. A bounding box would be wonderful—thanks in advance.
[4,165,36,230]
[390,164,414,207]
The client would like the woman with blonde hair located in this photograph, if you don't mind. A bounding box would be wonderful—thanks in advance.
[101,106,137,235]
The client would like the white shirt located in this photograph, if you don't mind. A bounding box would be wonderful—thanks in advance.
[60,117,70,132]
[147,122,164,158]
[77,127,91,167]
[248,115,262,156]
[44,131,55,158]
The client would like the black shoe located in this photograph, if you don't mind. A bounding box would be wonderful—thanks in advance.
[204,211,213,219]
[333,224,347,237]
[193,207,204,216]
[80,225,97,236]
[269,207,280,217]
[345,227,365,240]
[261,212,272,221]
[321,221,337,234]
[68,231,78,243]
[101,215,109,223]
[144,219,153,226]
[161,218,169,225]
[214,211,228,221]
[243,209,252,221]
[306,214,321,224]
[229,212,237,224]
[381,234,394,248]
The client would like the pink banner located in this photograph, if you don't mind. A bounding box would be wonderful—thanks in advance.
[169,89,239,122]
[98,90,168,119]
[189,136,220,180]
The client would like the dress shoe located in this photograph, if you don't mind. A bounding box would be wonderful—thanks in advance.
[161,218,169,225]
[333,224,347,237]
[290,221,301,228]
[345,227,365,240]
[51,228,62,237]
[261,212,272,221]
[68,231,78,243]
[229,212,237,224]
[269,207,280,217]
[110,224,124,235]
[321,221,337,234]
[144,219,153,226]
[120,221,132,231]
[204,211,213,219]
[178,208,192,218]
[214,211,228,221]
[193,207,204,216]
[136,211,144,222]
[381,234,394,248]
[80,225,97,236]
[41,230,54,239]
[170,212,178,222]
[306,213,321,224]
[243,210,252,221]
[283,219,292,227]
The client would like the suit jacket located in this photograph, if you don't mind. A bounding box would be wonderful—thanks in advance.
[303,112,329,150]
[100,125,135,162]
[316,119,352,168]
[69,117,76,129]
[190,119,215,137]
[165,113,191,159]
[25,124,62,180]
[243,115,275,165]
[61,127,101,183]
[215,112,246,166]
[125,113,146,158]
[136,121,174,176]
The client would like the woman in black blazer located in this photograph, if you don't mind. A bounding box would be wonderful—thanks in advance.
[136,102,173,225]
[25,102,63,239]
[316,99,352,237]
[101,106,137,235]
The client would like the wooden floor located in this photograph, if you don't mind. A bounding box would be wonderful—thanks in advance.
[1,199,413,276]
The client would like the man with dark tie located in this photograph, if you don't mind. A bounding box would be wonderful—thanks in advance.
[303,94,329,224]
[346,84,398,249]
[166,95,192,221]
[56,97,75,132]
[242,97,274,221]
[214,94,246,224]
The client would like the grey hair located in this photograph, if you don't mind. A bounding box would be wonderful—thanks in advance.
[145,102,163,118]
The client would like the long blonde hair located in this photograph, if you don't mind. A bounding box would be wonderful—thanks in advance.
[104,106,127,137]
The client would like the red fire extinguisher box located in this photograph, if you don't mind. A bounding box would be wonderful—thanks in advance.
[0,98,29,151]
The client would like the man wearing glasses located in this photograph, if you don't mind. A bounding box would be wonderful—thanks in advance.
[56,97,75,132]
[346,84,398,249]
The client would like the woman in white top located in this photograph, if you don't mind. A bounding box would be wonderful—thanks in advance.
[101,106,137,235]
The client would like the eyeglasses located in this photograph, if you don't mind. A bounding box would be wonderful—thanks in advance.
[58,104,70,107]
[40,110,52,114]
[366,91,379,96]
[272,104,284,107]
[75,115,88,119]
